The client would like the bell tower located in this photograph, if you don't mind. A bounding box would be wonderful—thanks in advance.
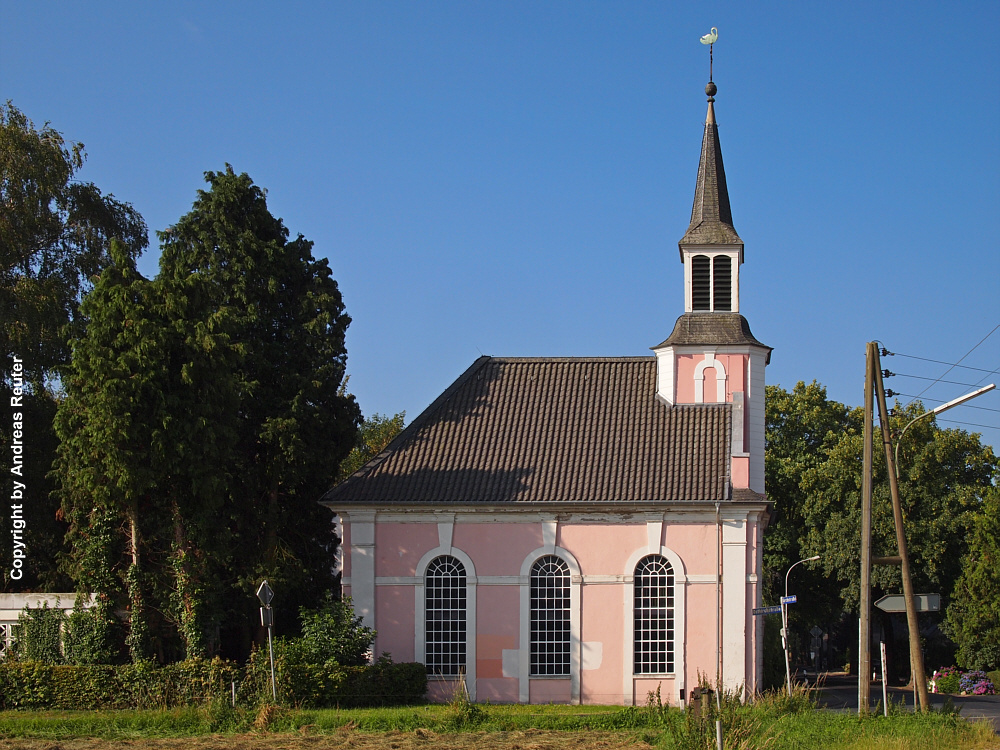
[652,80,771,494]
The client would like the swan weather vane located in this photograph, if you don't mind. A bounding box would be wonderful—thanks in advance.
[700,27,718,82]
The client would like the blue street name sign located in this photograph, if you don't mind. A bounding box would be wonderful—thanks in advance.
[781,595,797,604]
[752,605,783,616]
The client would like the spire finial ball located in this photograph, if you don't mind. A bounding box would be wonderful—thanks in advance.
[705,81,717,98]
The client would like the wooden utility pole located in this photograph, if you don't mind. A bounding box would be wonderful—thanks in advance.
[858,343,875,714]
[872,347,930,712]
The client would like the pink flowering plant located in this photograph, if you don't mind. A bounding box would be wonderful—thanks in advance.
[931,666,962,694]
[959,670,996,696]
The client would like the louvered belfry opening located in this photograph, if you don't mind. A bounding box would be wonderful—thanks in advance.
[712,255,731,311]
[691,255,711,311]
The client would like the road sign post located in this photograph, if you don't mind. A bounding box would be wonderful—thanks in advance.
[256,580,277,701]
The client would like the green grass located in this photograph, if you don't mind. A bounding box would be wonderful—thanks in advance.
[0,688,994,750]
[739,708,995,750]
[0,706,212,739]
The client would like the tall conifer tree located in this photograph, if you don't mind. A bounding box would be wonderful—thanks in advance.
[156,167,360,656]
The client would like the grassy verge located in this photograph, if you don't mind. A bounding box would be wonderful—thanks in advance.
[0,688,994,750]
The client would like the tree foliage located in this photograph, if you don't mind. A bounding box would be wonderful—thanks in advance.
[53,240,180,660]
[763,382,857,612]
[798,400,996,612]
[764,381,998,671]
[0,101,148,391]
[155,167,361,656]
[338,412,405,481]
[0,102,147,592]
[947,486,1000,671]
[54,167,360,661]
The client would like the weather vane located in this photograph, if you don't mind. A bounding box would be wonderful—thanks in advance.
[700,26,718,82]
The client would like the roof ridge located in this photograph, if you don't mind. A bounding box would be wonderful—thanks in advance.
[488,356,654,363]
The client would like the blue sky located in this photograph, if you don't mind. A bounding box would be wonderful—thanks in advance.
[4,2,999,454]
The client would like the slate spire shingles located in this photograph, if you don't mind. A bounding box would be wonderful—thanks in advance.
[678,85,743,252]
[322,357,739,506]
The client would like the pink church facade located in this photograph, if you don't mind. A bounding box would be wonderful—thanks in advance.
[323,80,771,705]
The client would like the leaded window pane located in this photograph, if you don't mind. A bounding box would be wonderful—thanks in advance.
[530,555,570,676]
[425,556,466,676]
[634,555,675,674]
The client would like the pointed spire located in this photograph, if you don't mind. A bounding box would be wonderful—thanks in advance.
[678,81,742,253]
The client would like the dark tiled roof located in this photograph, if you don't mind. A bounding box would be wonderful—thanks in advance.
[323,357,737,506]
[654,313,772,364]
[678,101,743,253]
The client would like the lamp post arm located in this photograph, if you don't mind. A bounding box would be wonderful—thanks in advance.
[893,384,995,478]
[785,555,820,599]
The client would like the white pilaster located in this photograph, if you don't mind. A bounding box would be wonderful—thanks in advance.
[349,512,376,634]
[721,515,748,691]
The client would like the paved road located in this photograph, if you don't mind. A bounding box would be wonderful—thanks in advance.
[809,672,1000,733]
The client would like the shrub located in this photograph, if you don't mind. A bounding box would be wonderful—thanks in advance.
[0,658,241,710]
[243,645,425,708]
[931,666,962,694]
[286,595,375,667]
[62,597,121,665]
[959,670,996,695]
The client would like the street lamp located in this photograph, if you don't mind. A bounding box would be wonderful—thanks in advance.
[782,555,820,697]
[893,384,995,476]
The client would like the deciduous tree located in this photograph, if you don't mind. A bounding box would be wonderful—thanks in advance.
[763,382,998,675]
[946,485,1000,671]
[338,412,405,481]
[800,401,996,613]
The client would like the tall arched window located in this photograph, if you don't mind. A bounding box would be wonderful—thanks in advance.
[425,555,467,676]
[634,555,675,674]
[530,555,571,676]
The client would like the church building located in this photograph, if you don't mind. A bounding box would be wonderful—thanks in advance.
[321,78,772,706]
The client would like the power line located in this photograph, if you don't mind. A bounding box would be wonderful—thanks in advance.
[935,417,1000,432]
[889,323,1000,410]
[887,372,987,389]
[884,352,999,376]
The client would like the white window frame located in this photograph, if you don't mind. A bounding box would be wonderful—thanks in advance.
[622,542,687,706]
[632,554,676,675]
[529,555,572,677]
[519,544,581,703]
[423,555,468,677]
[683,248,741,313]
[414,545,477,699]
